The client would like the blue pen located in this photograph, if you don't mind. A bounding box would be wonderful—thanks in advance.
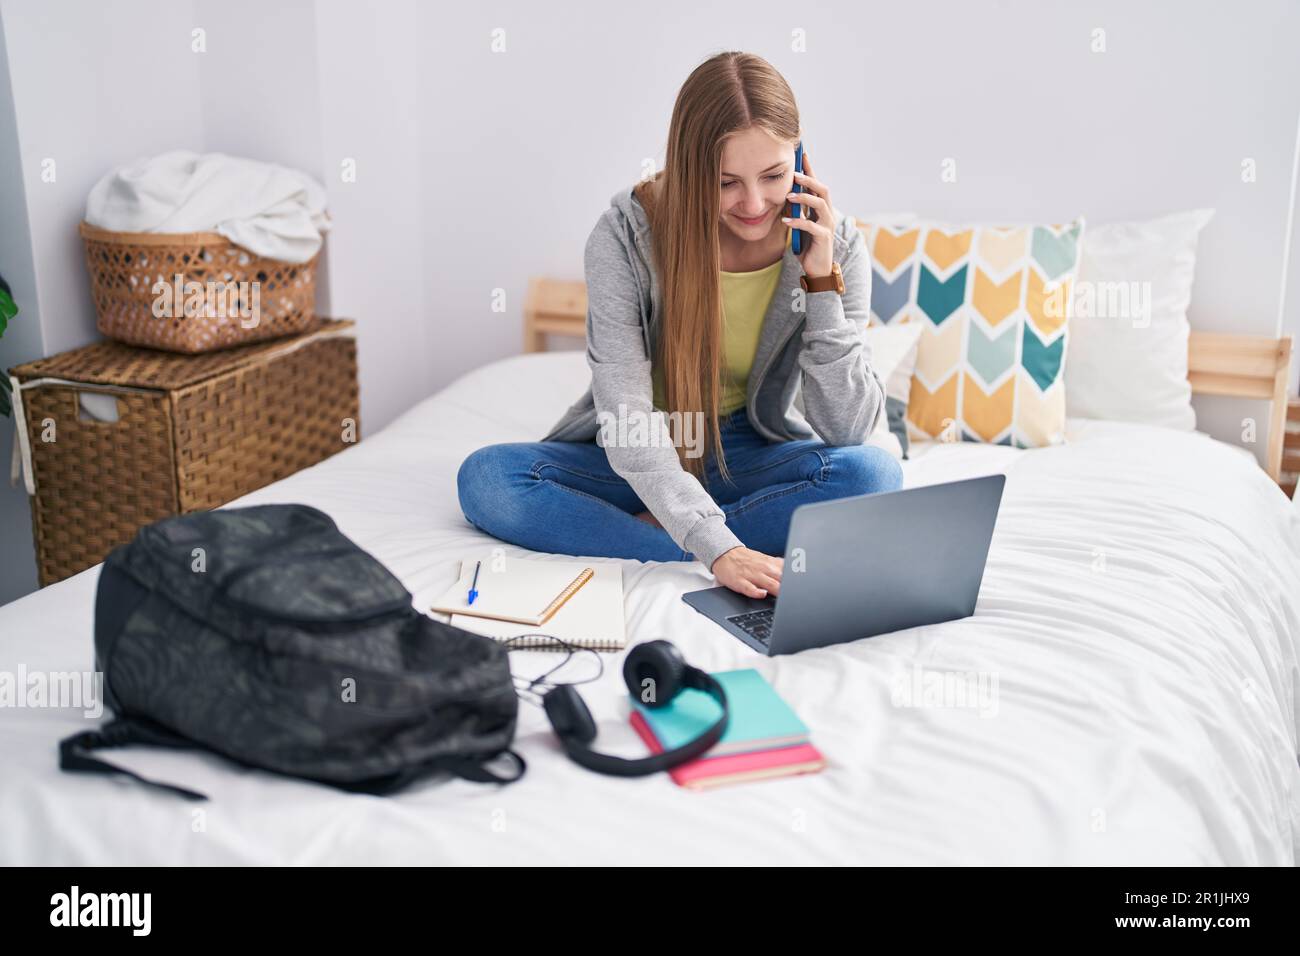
[467,560,482,606]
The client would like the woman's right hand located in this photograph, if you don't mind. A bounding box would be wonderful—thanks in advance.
[711,546,782,599]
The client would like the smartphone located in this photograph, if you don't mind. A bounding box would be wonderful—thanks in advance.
[791,140,804,255]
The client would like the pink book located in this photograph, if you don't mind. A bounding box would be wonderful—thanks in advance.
[630,710,826,791]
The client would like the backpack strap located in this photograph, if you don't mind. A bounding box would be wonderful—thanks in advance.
[441,749,527,785]
[60,719,526,800]
[337,749,528,795]
[59,717,209,801]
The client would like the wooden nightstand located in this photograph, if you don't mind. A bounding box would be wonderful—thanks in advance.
[523,278,587,352]
[1282,398,1299,500]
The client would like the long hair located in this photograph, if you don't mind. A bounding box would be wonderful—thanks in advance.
[634,52,800,486]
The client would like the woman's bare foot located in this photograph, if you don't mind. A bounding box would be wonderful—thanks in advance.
[633,510,663,529]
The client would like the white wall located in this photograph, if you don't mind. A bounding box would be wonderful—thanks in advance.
[2,0,1298,605]
[314,0,429,431]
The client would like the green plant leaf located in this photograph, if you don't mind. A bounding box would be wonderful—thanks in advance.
[0,286,16,338]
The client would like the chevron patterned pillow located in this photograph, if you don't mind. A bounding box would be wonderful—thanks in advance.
[857,218,1085,448]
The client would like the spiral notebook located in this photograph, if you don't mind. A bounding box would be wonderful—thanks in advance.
[429,554,626,652]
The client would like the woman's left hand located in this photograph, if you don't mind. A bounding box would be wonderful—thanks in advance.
[783,146,835,280]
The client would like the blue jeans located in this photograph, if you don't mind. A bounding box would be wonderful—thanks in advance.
[456,407,903,564]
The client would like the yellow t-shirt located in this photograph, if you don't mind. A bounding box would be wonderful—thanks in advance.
[652,231,788,416]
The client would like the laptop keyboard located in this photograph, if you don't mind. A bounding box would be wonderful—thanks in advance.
[727,608,774,645]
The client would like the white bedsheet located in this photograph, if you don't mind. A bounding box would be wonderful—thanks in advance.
[1,350,1297,865]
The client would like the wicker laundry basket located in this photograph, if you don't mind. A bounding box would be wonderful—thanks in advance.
[9,318,359,587]
[79,221,320,353]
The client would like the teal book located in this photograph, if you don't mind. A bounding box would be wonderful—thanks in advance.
[630,668,809,758]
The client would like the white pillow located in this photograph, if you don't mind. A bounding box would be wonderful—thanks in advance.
[1066,209,1214,430]
[862,320,925,458]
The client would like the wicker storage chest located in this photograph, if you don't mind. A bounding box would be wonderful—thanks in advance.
[9,318,359,586]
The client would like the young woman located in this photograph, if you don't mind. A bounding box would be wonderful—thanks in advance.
[458,51,901,599]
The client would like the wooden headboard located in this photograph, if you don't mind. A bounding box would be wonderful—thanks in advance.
[523,278,588,353]
[522,277,1296,484]
[1188,332,1293,481]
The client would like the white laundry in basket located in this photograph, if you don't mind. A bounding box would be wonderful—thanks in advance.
[85,150,331,264]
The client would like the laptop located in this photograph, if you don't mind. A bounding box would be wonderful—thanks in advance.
[682,474,1005,655]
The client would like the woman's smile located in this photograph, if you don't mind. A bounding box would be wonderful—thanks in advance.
[733,208,772,226]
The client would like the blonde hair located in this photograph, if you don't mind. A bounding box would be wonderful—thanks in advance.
[634,51,799,485]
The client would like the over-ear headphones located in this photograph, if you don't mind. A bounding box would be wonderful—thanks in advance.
[542,640,729,776]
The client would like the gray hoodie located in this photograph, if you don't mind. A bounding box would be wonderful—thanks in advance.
[540,184,885,571]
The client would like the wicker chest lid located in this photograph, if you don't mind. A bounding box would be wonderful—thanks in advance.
[10,317,354,389]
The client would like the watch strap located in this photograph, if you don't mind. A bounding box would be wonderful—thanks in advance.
[800,261,844,294]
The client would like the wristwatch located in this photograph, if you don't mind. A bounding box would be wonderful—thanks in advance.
[799,261,844,295]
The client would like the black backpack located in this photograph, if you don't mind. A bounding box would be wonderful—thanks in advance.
[60,504,524,800]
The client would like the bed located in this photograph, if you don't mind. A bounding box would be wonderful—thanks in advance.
[1,345,1298,865]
